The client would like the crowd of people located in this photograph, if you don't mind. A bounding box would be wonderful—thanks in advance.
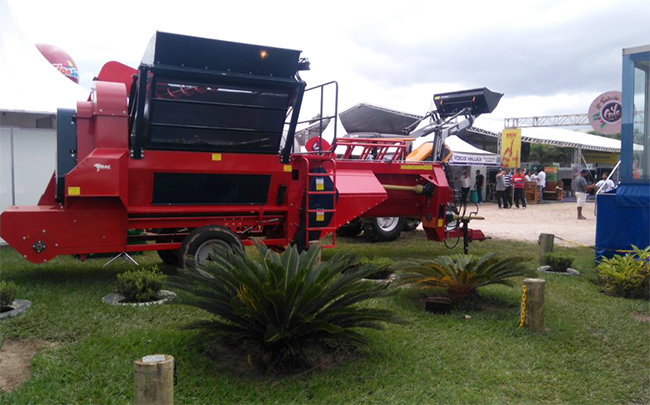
[460,166,617,219]
[492,167,544,209]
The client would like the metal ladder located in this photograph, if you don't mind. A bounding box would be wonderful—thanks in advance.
[303,155,337,248]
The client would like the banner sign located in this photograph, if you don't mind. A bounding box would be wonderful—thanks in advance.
[448,152,501,166]
[501,128,521,168]
[583,151,620,165]
[588,91,622,135]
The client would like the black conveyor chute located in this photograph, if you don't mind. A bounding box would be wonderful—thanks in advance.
[434,88,503,119]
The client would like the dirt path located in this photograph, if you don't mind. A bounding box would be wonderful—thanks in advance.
[464,200,597,247]
[0,340,39,393]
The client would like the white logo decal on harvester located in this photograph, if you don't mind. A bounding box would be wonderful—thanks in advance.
[94,163,112,172]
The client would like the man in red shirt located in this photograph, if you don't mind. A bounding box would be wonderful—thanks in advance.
[513,168,527,209]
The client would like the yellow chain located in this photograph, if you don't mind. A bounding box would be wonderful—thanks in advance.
[518,285,527,328]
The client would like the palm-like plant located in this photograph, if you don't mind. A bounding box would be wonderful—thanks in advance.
[167,242,403,370]
[398,253,532,302]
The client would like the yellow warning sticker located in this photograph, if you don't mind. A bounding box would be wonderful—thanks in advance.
[284,165,292,172]
[212,153,222,161]
[401,164,433,171]
[438,219,443,227]
[68,187,81,196]
[316,178,324,191]
[316,211,325,221]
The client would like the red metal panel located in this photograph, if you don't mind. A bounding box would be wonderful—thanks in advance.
[334,169,387,228]
[65,149,129,206]
[0,198,127,263]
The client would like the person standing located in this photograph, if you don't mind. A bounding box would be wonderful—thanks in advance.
[536,167,546,202]
[495,169,508,208]
[513,168,527,209]
[504,169,514,208]
[475,170,484,204]
[595,172,616,193]
[573,169,596,219]
[460,169,471,204]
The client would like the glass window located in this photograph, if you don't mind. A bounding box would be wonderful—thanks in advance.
[632,61,649,179]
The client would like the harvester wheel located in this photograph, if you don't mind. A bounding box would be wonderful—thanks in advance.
[178,226,243,268]
[363,217,405,242]
[157,249,180,267]
[336,219,363,237]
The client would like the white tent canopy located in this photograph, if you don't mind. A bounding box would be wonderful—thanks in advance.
[0,0,89,114]
[444,135,501,166]
[474,120,640,153]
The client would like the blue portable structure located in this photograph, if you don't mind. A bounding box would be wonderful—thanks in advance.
[595,45,650,259]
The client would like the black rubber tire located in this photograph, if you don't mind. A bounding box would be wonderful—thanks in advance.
[363,217,405,242]
[403,218,421,232]
[157,249,180,267]
[336,219,363,237]
[178,226,243,268]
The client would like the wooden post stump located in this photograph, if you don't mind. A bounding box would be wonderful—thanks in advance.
[134,354,174,405]
[309,240,321,265]
[521,278,546,332]
[539,233,554,258]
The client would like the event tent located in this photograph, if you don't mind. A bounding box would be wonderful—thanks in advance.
[1,0,90,243]
[444,135,501,166]
[0,0,89,115]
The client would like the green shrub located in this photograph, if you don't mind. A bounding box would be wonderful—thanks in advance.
[398,253,533,302]
[0,281,19,308]
[167,242,403,371]
[358,256,394,279]
[117,266,166,302]
[597,246,650,300]
[542,253,574,272]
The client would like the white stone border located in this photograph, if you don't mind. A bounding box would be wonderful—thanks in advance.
[0,300,32,320]
[537,265,580,276]
[102,290,176,306]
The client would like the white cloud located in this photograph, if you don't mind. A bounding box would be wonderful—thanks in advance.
[6,0,648,127]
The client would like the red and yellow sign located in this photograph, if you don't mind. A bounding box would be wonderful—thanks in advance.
[501,128,521,168]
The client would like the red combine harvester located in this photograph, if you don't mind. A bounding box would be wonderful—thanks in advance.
[0,32,502,267]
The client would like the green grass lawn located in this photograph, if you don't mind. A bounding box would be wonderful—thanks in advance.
[1,232,649,403]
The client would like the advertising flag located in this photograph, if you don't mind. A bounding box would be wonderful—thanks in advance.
[501,128,521,168]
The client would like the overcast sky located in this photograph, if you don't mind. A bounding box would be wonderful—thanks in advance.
[6,0,649,127]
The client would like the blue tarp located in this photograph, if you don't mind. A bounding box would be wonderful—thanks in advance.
[596,183,650,260]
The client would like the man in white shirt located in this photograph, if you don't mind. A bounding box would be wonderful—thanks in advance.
[460,169,471,204]
[536,168,546,202]
[595,172,616,193]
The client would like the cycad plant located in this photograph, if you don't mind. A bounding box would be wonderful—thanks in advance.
[167,242,403,371]
[399,253,532,302]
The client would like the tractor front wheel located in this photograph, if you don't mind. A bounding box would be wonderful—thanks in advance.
[363,217,405,242]
[178,226,243,268]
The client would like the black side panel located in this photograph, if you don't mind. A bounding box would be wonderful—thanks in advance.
[55,108,77,202]
[152,173,271,205]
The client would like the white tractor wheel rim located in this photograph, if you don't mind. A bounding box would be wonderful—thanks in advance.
[195,240,229,265]
[376,217,399,232]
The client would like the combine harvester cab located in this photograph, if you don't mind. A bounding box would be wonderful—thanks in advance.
[1,32,501,265]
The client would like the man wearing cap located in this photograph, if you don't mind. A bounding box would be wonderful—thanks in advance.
[573,169,596,219]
